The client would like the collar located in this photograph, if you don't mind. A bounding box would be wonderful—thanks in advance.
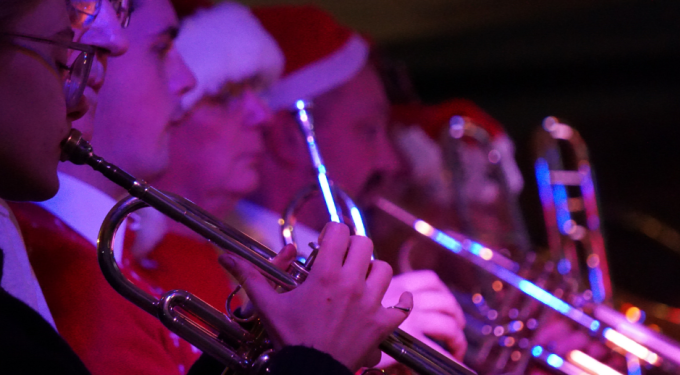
[36,172,126,263]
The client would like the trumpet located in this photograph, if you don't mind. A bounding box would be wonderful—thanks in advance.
[280,100,368,250]
[60,129,475,375]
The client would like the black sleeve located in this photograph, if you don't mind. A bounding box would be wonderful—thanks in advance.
[187,353,227,375]
[261,346,354,375]
[0,290,92,374]
[188,346,353,375]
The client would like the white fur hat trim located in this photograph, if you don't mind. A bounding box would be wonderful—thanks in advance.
[176,2,285,111]
[265,34,368,111]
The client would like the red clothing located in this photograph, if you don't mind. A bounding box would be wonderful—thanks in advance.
[127,232,241,314]
[9,202,200,375]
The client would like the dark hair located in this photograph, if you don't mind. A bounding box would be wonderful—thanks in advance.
[0,0,42,32]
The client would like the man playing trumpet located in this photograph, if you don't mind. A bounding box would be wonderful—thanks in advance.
[127,3,468,371]
[9,0,410,374]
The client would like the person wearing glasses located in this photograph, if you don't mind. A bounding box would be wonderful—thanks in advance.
[0,0,128,372]
[7,0,202,373]
[9,1,380,375]
[3,1,412,374]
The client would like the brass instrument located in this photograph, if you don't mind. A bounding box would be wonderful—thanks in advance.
[374,197,680,374]
[533,116,611,305]
[375,116,680,374]
[60,129,475,375]
[445,115,531,254]
[280,100,368,252]
[443,115,544,374]
[281,100,367,253]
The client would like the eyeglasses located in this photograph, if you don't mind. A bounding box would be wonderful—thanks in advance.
[69,0,133,29]
[110,0,133,28]
[68,0,101,29]
[1,33,96,109]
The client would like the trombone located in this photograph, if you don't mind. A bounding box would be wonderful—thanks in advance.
[373,197,680,374]
[533,116,612,305]
[373,116,680,374]
[60,129,475,375]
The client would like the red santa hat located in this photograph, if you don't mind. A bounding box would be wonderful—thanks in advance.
[392,99,505,141]
[175,2,285,111]
[252,5,370,110]
[392,99,524,201]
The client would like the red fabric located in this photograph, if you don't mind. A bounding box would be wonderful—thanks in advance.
[125,232,242,314]
[392,99,506,140]
[9,202,200,375]
[252,5,355,77]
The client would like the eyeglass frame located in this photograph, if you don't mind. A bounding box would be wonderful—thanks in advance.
[110,0,133,28]
[0,33,96,109]
[70,0,133,29]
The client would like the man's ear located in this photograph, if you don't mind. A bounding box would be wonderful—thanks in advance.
[263,110,308,168]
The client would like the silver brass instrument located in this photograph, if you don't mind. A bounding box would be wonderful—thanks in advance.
[445,115,532,254]
[60,129,475,375]
[280,100,368,252]
[375,116,680,374]
[284,100,477,370]
[444,115,543,374]
[533,116,612,305]
[374,197,680,374]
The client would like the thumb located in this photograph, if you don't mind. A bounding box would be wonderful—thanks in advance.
[218,253,277,310]
[382,291,414,332]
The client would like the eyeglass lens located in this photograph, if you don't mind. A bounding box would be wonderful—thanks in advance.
[68,0,101,29]
[69,0,132,29]
[64,51,93,109]
[110,0,133,28]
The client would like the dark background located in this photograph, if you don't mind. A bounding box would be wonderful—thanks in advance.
[240,0,680,305]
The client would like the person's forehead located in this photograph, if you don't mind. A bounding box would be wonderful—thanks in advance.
[335,84,388,116]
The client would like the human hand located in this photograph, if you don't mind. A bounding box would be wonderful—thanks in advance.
[219,222,412,372]
[378,270,467,368]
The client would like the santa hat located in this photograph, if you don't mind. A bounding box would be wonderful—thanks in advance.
[392,99,524,201]
[252,5,370,110]
[175,2,285,111]
[392,99,505,141]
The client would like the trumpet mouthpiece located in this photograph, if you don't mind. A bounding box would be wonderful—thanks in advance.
[60,129,93,165]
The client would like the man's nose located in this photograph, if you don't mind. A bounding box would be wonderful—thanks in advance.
[77,0,129,56]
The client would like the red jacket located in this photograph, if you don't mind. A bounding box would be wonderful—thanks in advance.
[127,232,242,315]
[10,202,201,375]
